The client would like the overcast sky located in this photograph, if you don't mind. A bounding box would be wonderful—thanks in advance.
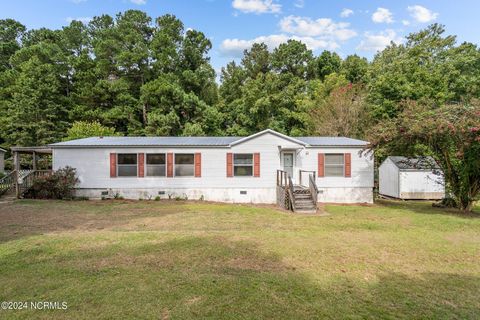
[2,0,479,73]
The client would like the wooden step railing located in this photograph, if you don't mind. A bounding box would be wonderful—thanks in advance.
[287,176,296,212]
[277,169,318,212]
[309,173,319,206]
[299,170,316,187]
[0,171,17,196]
[276,169,294,211]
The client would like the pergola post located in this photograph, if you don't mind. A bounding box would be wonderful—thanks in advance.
[13,151,20,198]
[13,151,20,172]
[32,151,37,171]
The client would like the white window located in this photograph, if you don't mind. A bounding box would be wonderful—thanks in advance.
[175,154,194,176]
[325,154,344,177]
[146,154,166,176]
[234,154,253,176]
[117,154,137,177]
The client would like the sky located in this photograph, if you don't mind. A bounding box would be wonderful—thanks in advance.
[2,0,480,73]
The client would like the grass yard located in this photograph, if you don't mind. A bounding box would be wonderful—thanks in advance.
[0,200,479,319]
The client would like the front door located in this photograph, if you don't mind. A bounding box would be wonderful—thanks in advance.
[283,152,294,181]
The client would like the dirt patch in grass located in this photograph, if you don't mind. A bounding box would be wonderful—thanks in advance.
[0,200,180,243]
[375,199,480,217]
[63,237,291,276]
[445,231,480,245]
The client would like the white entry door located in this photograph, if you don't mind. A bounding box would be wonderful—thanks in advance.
[283,153,294,181]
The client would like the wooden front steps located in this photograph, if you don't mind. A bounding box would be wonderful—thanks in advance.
[276,170,318,214]
[293,185,317,213]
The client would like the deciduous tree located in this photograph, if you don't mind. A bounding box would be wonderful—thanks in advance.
[311,84,369,138]
[368,100,480,212]
[368,24,480,119]
[65,121,118,141]
[341,54,368,83]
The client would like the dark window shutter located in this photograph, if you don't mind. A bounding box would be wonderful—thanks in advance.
[318,153,325,178]
[167,153,173,177]
[253,153,260,177]
[345,153,351,177]
[110,153,117,178]
[138,153,145,178]
[194,153,201,177]
[226,153,233,177]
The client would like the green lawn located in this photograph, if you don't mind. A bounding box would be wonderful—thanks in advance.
[0,200,479,319]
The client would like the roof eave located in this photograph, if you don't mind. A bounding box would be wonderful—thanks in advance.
[50,143,369,148]
[49,144,231,149]
[10,146,53,154]
[306,144,368,148]
[398,168,440,172]
[229,129,308,147]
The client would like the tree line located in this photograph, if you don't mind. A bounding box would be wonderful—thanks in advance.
[0,11,478,210]
[0,10,372,145]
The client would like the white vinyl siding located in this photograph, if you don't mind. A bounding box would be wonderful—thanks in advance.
[379,158,399,198]
[399,171,445,199]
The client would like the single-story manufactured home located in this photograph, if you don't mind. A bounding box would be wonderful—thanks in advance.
[0,148,5,174]
[379,156,445,200]
[49,129,374,204]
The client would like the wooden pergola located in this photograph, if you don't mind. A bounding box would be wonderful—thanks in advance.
[8,147,53,198]
[10,146,52,171]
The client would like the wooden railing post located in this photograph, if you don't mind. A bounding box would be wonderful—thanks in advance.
[32,152,37,171]
[277,169,296,211]
[308,173,318,209]
[14,170,19,199]
[298,170,317,188]
[287,176,296,212]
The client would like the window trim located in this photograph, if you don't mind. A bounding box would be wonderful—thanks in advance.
[233,153,254,177]
[117,153,138,177]
[324,153,345,177]
[173,153,195,177]
[145,153,167,177]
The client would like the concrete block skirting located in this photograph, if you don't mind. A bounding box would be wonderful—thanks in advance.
[75,186,374,204]
[75,188,278,203]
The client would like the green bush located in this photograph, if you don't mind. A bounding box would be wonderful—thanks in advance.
[29,167,79,199]
[433,197,458,209]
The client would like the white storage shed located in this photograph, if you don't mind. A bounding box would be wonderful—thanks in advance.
[379,156,445,200]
